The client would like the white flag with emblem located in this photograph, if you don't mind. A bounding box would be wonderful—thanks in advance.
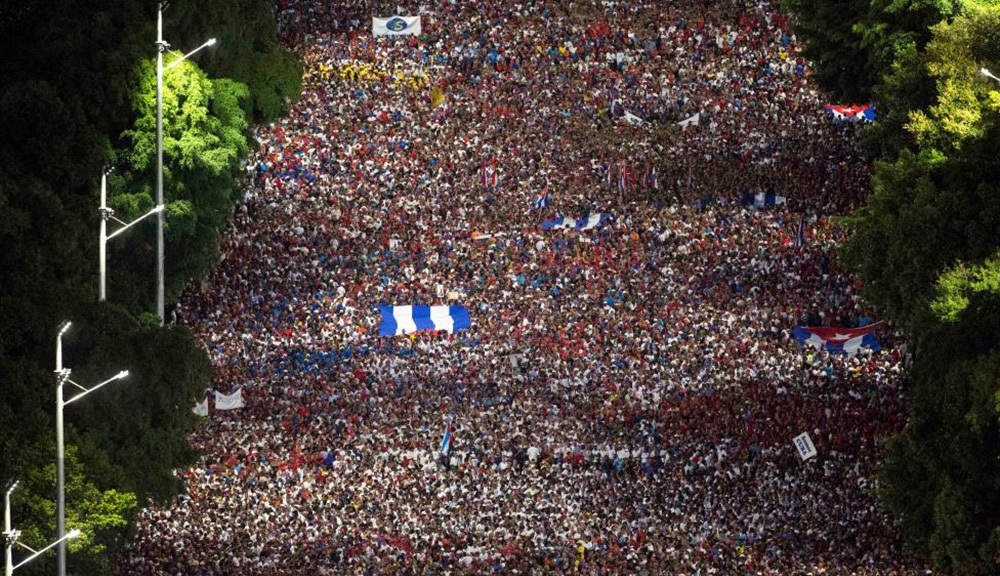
[372,15,421,36]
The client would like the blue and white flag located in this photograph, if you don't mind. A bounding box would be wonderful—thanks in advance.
[377,305,471,336]
[792,325,881,356]
[542,213,611,231]
[440,421,452,455]
[743,192,787,209]
[372,15,421,36]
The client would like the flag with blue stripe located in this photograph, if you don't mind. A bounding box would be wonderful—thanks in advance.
[742,192,787,210]
[440,421,452,455]
[541,213,611,231]
[377,305,471,336]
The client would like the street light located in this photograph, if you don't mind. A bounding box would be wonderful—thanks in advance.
[5,480,82,576]
[54,323,127,576]
[156,2,217,325]
[98,168,165,302]
[981,67,1000,83]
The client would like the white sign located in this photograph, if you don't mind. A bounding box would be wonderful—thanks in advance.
[372,16,421,36]
[793,432,817,461]
[214,388,244,411]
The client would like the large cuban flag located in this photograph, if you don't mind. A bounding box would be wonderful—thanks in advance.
[378,305,471,336]
[542,213,611,231]
[825,104,876,122]
[792,325,881,355]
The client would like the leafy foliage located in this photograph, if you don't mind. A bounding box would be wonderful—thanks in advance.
[792,2,1000,573]
[161,0,301,121]
[12,444,138,576]
[0,1,299,573]
[781,0,956,101]
[120,59,251,301]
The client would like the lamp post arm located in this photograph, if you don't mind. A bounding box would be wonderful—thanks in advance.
[106,206,164,241]
[62,372,129,407]
[163,39,217,72]
[12,530,80,571]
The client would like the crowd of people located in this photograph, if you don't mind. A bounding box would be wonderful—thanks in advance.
[117,0,925,574]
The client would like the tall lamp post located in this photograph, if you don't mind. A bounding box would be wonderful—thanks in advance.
[5,481,82,576]
[54,322,128,576]
[156,2,216,324]
[981,67,1000,83]
[98,168,164,302]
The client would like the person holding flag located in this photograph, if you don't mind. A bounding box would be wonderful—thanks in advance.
[534,185,552,209]
[440,415,454,469]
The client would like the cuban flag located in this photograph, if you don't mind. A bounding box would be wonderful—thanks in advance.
[542,213,611,231]
[440,420,452,455]
[534,187,551,209]
[481,161,499,188]
[792,325,881,356]
[793,216,805,247]
[377,305,471,336]
[647,166,659,190]
[825,104,876,122]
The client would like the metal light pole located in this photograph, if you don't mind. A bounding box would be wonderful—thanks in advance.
[99,171,107,302]
[982,67,1000,83]
[54,322,128,576]
[98,168,164,302]
[5,480,81,576]
[4,481,16,576]
[54,322,68,576]
[156,6,165,325]
[155,3,216,324]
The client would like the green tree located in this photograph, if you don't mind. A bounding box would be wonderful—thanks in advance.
[162,0,302,121]
[119,58,251,304]
[830,4,1000,574]
[781,0,956,102]
[10,443,138,576]
[0,1,299,573]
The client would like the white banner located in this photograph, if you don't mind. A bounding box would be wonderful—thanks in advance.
[678,112,700,128]
[214,388,244,411]
[793,432,817,461]
[192,397,209,417]
[623,110,645,126]
[372,16,421,36]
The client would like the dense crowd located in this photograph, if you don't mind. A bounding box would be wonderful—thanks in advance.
[118,0,925,574]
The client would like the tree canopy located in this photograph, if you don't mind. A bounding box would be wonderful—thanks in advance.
[0,1,299,573]
[792,2,1000,574]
